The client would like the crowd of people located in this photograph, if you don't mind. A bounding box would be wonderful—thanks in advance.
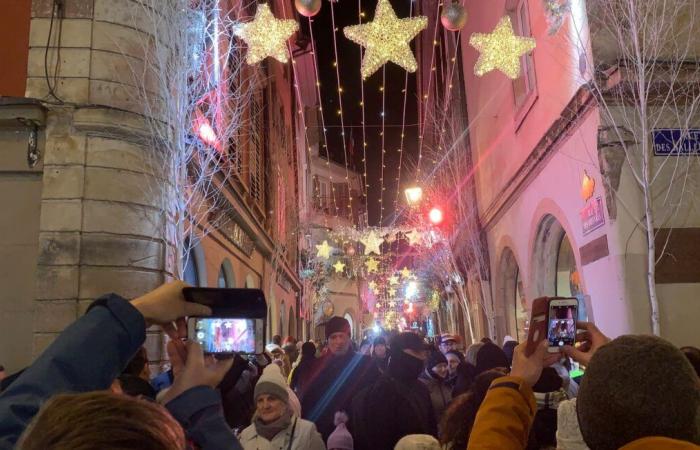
[0,281,699,449]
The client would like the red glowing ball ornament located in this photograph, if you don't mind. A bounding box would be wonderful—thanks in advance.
[295,0,322,17]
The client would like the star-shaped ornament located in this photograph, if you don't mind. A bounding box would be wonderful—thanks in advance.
[469,16,536,79]
[344,0,428,79]
[400,267,413,279]
[405,230,423,246]
[368,280,378,291]
[389,300,397,308]
[388,275,400,285]
[333,260,346,273]
[361,231,384,255]
[388,287,397,297]
[233,4,299,65]
[366,257,380,273]
[315,240,333,259]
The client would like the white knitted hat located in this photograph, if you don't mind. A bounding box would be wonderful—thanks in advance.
[254,363,289,403]
[394,434,441,450]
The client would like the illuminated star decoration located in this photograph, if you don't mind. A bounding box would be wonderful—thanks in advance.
[344,0,428,79]
[405,230,423,246]
[333,260,346,273]
[388,275,400,285]
[400,267,413,279]
[361,231,384,255]
[316,240,333,259]
[233,4,299,64]
[389,300,397,308]
[368,280,378,291]
[366,257,380,273]
[388,287,397,297]
[469,16,536,79]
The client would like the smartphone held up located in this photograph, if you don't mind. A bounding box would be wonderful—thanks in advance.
[526,296,579,356]
[183,288,267,356]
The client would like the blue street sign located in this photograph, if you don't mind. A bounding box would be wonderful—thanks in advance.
[653,129,700,156]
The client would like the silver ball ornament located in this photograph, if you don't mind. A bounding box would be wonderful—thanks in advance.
[441,3,467,31]
[295,0,322,17]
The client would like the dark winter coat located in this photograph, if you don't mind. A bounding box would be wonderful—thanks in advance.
[298,350,379,441]
[351,374,438,450]
[418,369,452,425]
[0,294,241,450]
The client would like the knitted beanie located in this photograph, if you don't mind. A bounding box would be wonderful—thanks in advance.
[394,434,441,450]
[426,350,448,370]
[577,335,700,450]
[474,342,509,375]
[325,316,351,339]
[254,364,289,403]
[327,411,354,450]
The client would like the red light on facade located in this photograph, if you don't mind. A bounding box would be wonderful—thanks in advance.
[198,121,218,146]
[428,207,444,225]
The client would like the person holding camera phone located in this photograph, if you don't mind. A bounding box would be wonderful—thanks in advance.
[465,319,700,450]
[0,281,242,450]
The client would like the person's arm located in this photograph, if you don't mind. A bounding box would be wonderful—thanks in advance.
[466,376,536,450]
[467,341,559,450]
[0,294,146,449]
[165,386,242,450]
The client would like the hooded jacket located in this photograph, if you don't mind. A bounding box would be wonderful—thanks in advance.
[418,369,452,425]
[466,375,700,450]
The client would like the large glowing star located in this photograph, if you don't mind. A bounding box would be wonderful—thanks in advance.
[361,231,384,255]
[469,16,536,79]
[388,287,397,297]
[333,260,346,273]
[343,0,428,79]
[315,240,333,259]
[405,230,422,246]
[388,275,400,285]
[400,267,413,279]
[366,257,380,273]
[233,4,299,65]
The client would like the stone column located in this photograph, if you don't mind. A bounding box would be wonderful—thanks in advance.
[28,0,177,369]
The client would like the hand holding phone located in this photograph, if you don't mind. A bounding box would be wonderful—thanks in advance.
[546,298,578,353]
[187,317,264,355]
[561,321,610,365]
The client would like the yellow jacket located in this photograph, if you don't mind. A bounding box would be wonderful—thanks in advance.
[467,375,700,450]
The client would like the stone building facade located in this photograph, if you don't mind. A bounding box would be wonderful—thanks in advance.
[417,0,700,345]
[0,0,303,373]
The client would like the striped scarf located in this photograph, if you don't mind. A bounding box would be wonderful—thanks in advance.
[534,388,569,410]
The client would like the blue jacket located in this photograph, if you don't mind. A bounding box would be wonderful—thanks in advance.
[0,294,241,450]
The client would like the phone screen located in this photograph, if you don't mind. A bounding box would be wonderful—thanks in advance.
[190,317,258,354]
[547,304,577,348]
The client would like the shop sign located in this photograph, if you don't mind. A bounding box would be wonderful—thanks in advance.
[653,129,700,156]
[580,196,605,235]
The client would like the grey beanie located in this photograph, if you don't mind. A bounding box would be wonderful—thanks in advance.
[577,335,700,450]
[254,364,289,403]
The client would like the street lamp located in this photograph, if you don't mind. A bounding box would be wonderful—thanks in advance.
[404,186,423,206]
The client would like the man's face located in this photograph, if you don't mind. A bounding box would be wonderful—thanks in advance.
[446,352,461,375]
[328,332,351,355]
[440,340,456,354]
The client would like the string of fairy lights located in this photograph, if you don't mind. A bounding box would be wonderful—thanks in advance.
[229,0,538,327]
[357,0,370,229]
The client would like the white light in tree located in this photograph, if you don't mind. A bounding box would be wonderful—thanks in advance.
[404,186,423,206]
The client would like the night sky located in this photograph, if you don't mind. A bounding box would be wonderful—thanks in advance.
[298,0,420,226]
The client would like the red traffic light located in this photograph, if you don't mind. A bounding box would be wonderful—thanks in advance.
[428,207,444,225]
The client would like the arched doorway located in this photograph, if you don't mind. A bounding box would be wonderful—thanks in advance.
[531,214,590,321]
[288,307,296,339]
[218,259,235,288]
[497,248,528,343]
[183,238,207,287]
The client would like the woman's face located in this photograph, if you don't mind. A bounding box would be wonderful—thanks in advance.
[256,394,286,423]
[432,362,449,379]
[446,353,460,375]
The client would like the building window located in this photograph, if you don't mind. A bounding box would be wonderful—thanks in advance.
[250,87,266,206]
[183,243,200,286]
[510,0,537,112]
[217,266,228,288]
[555,234,581,298]
[277,176,286,238]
